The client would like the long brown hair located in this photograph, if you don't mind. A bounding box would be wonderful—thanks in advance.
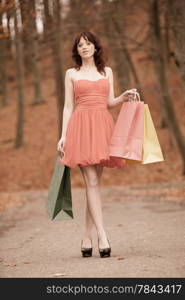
[72,31,107,76]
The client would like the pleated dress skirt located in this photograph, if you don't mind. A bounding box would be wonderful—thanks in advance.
[60,78,128,169]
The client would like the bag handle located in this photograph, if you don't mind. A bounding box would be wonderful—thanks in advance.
[133,91,141,102]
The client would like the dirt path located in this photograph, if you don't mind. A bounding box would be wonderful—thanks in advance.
[0,182,185,278]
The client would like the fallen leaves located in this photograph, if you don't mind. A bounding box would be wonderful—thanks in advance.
[117,256,125,260]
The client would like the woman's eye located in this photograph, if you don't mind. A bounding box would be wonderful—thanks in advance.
[78,42,91,47]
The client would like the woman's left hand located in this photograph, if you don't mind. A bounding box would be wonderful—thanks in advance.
[122,89,137,102]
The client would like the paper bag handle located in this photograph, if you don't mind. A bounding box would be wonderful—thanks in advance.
[133,91,141,101]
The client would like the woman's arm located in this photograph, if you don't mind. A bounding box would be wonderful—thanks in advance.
[107,67,136,108]
[60,69,75,139]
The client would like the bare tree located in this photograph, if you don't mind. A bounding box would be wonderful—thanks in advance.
[19,0,32,73]
[101,0,131,90]
[101,0,144,100]
[43,0,50,39]
[0,0,8,106]
[51,0,64,139]
[150,0,185,174]
[5,0,13,55]
[20,0,44,105]
[14,0,25,148]
[167,0,185,93]
[28,0,44,105]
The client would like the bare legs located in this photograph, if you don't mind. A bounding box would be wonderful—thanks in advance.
[79,164,109,249]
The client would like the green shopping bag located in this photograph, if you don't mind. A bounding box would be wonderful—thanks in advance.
[45,152,73,221]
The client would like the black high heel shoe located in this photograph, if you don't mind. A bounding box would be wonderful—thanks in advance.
[98,237,111,258]
[81,239,93,257]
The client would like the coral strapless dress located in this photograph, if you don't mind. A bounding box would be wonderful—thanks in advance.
[60,78,128,169]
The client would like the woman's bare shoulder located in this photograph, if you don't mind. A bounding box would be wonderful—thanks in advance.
[105,66,113,80]
[65,68,77,80]
[105,66,113,74]
[66,67,76,74]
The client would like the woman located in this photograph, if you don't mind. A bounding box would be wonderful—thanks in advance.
[57,31,136,258]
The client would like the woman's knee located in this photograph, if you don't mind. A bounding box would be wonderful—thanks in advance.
[95,164,103,179]
[79,165,99,187]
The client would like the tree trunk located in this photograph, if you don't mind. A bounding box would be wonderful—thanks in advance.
[167,0,185,89]
[101,0,131,92]
[0,0,8,106]
[14,0,25,148]
[160,4,169,128]
[28,0,44,105]
[43,0,50,40]
[111,14,144,99]
[150,0,185,174]
[19,0,32,74]
[51,0,64,139]
[6,0,13,56]
[102,0,144,100]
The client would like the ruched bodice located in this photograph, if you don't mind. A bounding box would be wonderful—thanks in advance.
[73,78,109,110]
[60,78,128,169]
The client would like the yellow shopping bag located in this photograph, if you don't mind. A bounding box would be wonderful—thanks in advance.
[127,104,165,164]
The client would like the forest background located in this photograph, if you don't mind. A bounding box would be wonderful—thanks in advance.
[0,0,185,211]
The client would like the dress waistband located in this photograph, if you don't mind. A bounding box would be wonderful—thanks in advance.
[75,106,107,111]
[75,94,108,110]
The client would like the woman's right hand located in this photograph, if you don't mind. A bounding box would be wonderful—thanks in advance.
[57,137,66,155]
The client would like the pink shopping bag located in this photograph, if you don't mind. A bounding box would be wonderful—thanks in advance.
[109,92,144,161]
[127,103,165,164]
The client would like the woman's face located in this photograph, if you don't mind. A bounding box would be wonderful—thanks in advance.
[77,36,96,59]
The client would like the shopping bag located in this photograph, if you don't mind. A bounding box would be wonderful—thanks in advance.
[109,92,144,161]
[45,152,73,221]
[127,103,164,164]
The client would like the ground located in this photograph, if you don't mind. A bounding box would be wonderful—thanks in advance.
[0,181,185,278]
